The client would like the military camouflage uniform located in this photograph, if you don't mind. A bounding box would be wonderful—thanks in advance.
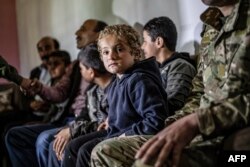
[91,0,250,166]
[0,55,23,84]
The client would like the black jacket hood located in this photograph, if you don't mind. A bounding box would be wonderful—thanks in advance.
[120,57,162,86]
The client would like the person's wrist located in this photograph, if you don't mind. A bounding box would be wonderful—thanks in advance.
[186,113,199,134]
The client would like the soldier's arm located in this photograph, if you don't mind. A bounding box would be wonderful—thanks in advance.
[197,34,250,137]
[0,55,24,85]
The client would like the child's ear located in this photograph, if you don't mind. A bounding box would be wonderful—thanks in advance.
[90,68,96,79]
[155,37,164,48]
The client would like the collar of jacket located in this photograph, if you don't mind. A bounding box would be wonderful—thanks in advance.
[200,0,248,32]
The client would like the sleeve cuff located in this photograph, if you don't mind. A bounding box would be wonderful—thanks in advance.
[197,108,216,136]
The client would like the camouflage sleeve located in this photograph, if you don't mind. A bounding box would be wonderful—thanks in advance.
[197,34,250,137]
[165,26,218,125]
[0,55,8,77]
[0,55,23,84]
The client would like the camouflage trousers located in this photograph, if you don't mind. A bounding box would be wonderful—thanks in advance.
[91,135,222,167]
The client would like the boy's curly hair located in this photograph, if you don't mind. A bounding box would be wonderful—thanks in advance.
[97,24,143,62]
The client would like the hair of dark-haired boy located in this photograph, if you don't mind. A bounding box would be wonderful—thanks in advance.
[143,16,177,52]
[49,50,71,66]
[78,44,107,74]
[94,20,108,33]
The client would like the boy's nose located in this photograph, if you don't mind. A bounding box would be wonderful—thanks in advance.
[109,51,118,60]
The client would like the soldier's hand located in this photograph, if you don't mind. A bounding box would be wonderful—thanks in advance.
[20,78,32,90]
[135,113,199,167]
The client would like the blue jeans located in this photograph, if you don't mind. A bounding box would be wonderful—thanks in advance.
[48,140,62,167]
[36,128,59,167]
[5,124,57,167]
[39,117,74,167]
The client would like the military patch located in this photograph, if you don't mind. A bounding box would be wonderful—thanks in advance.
[217,63,226,77]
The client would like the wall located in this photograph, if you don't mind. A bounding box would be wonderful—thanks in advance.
[15,0,207,77]
[0,0,19,82]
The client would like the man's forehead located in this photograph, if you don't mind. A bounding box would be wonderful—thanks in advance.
[79,20,98,31]
[38,38,54,46]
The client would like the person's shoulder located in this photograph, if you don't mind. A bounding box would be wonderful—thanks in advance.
[31,65,41,72]
[30,65,42,79]
[126,72,156,89]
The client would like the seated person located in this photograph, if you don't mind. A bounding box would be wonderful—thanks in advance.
[29,50,71,118]
[141,16,196,112]
[46,43,113,167]
[5,50,71,167]
[27,36,60,121]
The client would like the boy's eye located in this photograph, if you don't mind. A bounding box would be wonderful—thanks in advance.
[102,50,109,56]
[116,47,123,52]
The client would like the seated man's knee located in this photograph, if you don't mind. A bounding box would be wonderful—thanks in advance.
[223,126,250,150]
[92,139,113,156]
[5,127,20,146]
[36,130,53,149]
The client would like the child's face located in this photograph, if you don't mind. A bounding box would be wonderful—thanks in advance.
[48,57,66,79]
[99,34,135,78]
[79,62,93,82]
[141,30,158,59]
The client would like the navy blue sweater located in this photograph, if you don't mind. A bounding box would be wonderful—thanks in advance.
[106,57,169,137]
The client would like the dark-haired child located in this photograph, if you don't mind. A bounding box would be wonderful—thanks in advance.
[46,44,113,167]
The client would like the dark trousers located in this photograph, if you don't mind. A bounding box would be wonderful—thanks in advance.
[5,123,57,167]
[62,130,107,167]
[0,111,43,167]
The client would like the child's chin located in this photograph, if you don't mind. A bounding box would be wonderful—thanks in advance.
[108,68,118,74]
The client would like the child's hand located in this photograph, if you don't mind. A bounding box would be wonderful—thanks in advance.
[30,100,45,111]
[21,78,43,96]
[53,127,71,160]
[97,118,109,131]
[30,79,43,94]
